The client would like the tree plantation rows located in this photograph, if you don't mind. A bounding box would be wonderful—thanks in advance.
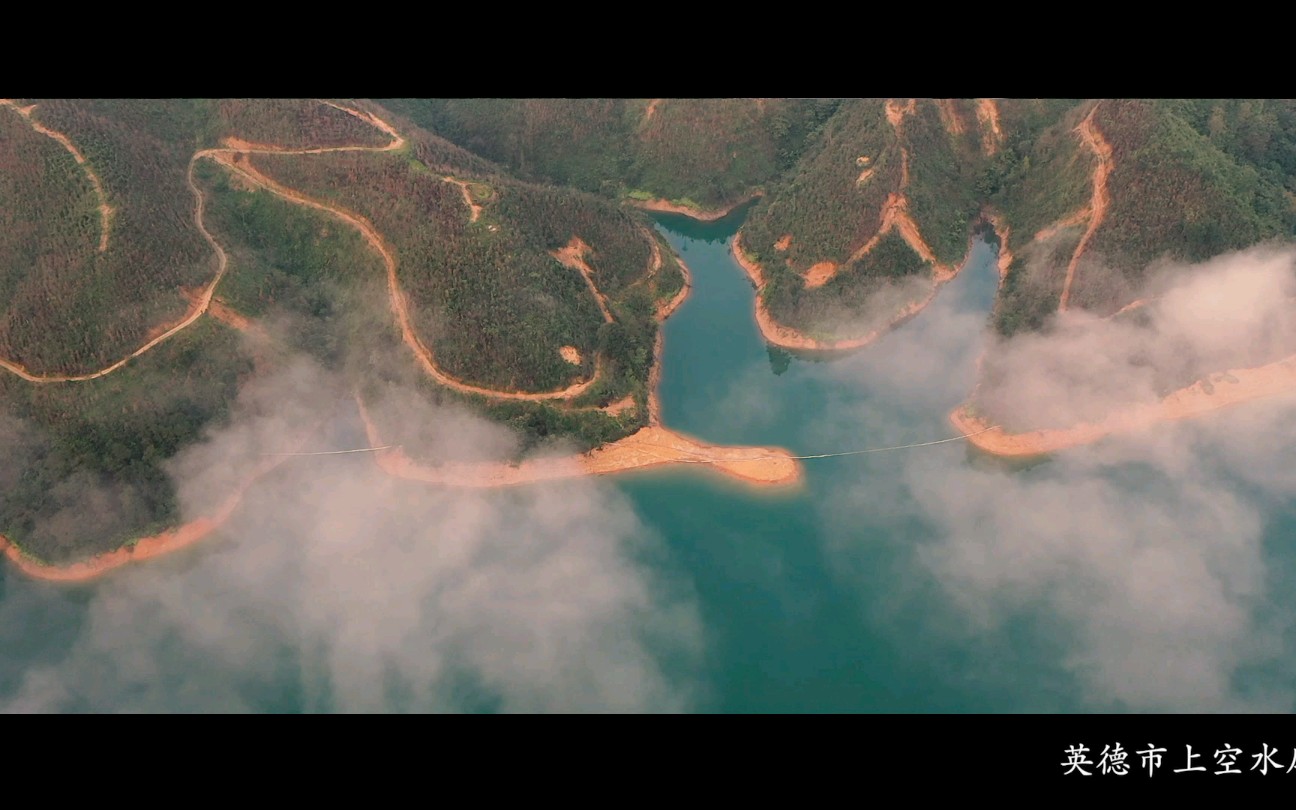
[1,100,214,375]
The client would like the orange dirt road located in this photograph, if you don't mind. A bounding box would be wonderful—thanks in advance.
[212,124,635,402]
[0,101,783,582]
[1058,103,1113,312]
[551,237,615,323]
[0,99,407,385]
[807,99,951,290]
[442,175,483,223]
[1,99,113,254]
[975,98,1003,156]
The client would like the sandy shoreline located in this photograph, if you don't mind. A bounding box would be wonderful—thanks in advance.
[627,192,760,222]
[950,354,1296,457]
[359,413,801,490]
[0,419,324,582]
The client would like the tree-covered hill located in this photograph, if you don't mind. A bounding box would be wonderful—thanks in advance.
[0,99,679,565]
[378,97,841,211]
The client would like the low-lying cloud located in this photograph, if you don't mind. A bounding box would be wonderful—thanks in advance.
[818,242,1296,711]
[3,359,702,713]
[8,238,1296,713]
[979,245,1296,431]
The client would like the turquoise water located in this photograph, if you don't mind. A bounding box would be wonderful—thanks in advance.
[621,211,1080,711]
[4,207,1295,712]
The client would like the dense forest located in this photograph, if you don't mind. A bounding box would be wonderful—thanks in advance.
[379,98,841,211]
[983,99,1296,334]
[0,100,215,375]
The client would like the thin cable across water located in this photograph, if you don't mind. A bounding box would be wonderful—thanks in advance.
[261,426,1000,462]
[262,444,398,457]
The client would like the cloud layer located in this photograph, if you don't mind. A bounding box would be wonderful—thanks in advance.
[3,360,701,713]
[818,243,1296,711]
[7,237,1296,713]
[978,245,1296,430]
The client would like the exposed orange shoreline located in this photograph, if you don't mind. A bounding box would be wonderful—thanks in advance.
[949,355,1296,457]
[626,192,761,222]
[732,231,972,353]
[356,399,801,490]
[347,231,801,491]
[0,420,325,583]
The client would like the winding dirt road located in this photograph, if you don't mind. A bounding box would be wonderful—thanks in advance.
[975,99,1003,156]
[0,99,656,402]
[806,99,954,291]
[1058,103,1113,312]
[0,143,233,383]
[441,175,483,223]
[551,237,614,323]
[0,99,788,582]
[0,100,406,384]
[1,99,113,254]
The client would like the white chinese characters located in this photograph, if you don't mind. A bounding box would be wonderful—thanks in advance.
[1065,744,1296,775]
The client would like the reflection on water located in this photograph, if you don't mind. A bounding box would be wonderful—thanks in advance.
[766,346,791,376]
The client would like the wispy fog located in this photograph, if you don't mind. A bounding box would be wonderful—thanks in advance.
[817,243,1296,711]
[3,359,701,712]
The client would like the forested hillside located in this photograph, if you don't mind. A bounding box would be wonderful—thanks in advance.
[737,99,993,341]
[379,98,840,211]
[983,99,1296,336]
[4,97,1295,564]
[0,98,677,566]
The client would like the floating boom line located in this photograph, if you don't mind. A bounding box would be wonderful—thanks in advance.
[785,424,1000,459]
[263,444,399,457]
[652,424,1002,464]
